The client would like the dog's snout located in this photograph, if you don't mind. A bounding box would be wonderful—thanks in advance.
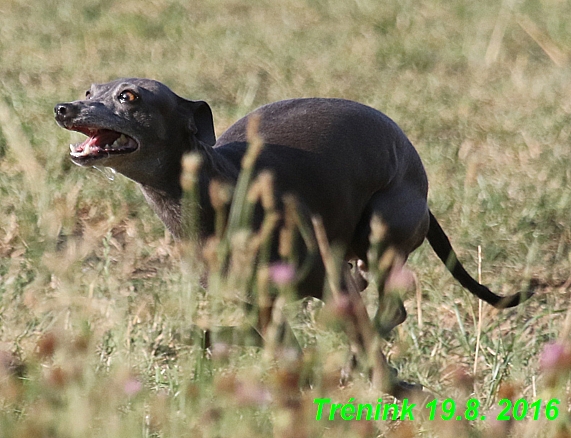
[54,103,67,116]
[54,103,78,122]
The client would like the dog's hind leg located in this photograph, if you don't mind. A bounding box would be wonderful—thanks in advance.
[351,184,430,337]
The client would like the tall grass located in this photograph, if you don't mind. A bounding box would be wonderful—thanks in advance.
[0,0,570,436]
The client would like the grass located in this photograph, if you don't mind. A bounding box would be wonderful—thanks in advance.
[0,0,571,436]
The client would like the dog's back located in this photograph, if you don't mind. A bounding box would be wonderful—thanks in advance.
[215,98,429,251]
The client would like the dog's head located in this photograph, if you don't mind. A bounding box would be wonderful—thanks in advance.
[54,78,215,189]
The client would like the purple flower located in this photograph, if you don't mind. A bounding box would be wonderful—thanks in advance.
[269,262,296,286]
[540,342,571,373]
[384,263,414,292]
[123,377,143,396]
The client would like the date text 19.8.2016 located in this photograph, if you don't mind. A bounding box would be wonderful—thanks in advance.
[313,397,560,422]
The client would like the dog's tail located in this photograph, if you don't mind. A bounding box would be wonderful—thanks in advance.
[426,211,532,308]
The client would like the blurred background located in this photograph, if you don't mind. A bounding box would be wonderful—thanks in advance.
[0,0,570,436]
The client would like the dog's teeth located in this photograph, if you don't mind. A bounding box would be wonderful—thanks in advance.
[119,134,127,145]
[70,145,83,157]
[83,144,92,155]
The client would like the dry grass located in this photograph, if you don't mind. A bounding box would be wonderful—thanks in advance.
[0,0,570,436]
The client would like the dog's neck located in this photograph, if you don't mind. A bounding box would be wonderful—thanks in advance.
[138,145,239,240]
[138,184,184,238]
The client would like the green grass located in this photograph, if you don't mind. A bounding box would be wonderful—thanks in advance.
[1,0,571,436]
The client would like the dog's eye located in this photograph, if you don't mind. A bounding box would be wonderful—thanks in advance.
[118,90,139,103]
[85,90,91,99]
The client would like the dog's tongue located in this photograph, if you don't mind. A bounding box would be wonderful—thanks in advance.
[75,130,120,152]
[71,129,123,156]
[87,130,121,147]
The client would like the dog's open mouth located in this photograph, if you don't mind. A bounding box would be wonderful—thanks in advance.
[69,128,138,162]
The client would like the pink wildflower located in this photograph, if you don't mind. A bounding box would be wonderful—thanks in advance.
[269,262,296,286]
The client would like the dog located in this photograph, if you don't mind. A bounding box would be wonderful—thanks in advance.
[55,78,531,394]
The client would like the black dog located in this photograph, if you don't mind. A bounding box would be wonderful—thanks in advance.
[55,79,531,391]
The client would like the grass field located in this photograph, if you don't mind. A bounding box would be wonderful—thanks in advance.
[0,0,570,436]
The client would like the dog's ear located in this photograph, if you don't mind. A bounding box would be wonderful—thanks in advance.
[178,98,216,146]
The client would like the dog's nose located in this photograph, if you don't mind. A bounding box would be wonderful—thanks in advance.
[54,103,77,121]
